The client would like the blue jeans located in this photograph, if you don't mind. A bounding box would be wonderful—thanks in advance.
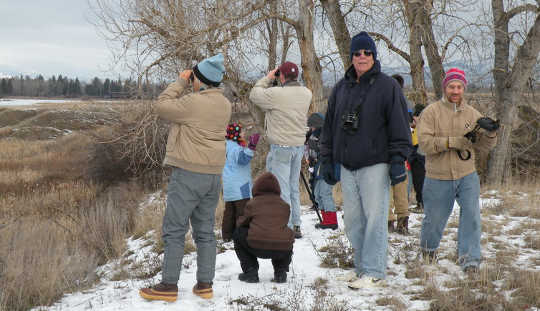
[314,178,336,212]
[420,172,481,269]
[266,144,304,227]
[161,167,221,284]
[341,163,390,279]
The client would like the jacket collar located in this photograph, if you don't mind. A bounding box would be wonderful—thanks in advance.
[282,80,301,87]
[441,97,467,112]
[344,60,381,84]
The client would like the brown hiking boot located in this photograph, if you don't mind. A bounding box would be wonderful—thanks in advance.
[388,221,395,233]
[139,282,178,302]
[192,281,213,299]
[294,225,302,239]
[396,216,409,235]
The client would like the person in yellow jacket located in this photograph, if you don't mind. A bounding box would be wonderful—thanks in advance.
[418,68,497,273]
[408,104,426,213]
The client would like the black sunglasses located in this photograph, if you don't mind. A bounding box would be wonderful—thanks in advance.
[353,50,373,57]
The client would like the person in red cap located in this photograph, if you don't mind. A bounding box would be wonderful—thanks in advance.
[418,67,498,273]
[249,62,312,239]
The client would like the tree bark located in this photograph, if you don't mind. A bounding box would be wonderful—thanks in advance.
[320,0,351,69]
[295,0,325,113]
[487,0,540,185]
[419,1,445,99]
[266,1,279,70]
[403,0,427,106]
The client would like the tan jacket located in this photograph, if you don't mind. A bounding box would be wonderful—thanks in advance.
[417,98,497,180]
[249,77,312,146]
[155,79,232,174]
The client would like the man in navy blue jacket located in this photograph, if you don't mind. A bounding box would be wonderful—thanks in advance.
[320,32,411,289]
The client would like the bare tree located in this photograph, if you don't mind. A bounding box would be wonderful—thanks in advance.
[487,0,540,185]
[320,0,353,69]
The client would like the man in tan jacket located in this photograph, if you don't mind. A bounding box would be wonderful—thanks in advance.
[140,54,232,302]
[418,68,497,273]
[249,61,312,238]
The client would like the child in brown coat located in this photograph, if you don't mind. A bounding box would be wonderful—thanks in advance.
[233,172,295,283]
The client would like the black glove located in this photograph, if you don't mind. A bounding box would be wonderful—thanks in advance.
[477,117,500,132]
[320,156,338,185]
[389,156,406,186]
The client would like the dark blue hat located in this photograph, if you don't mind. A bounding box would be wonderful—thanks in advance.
[350,32,377,60]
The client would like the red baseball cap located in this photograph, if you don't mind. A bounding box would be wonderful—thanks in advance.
[278,61,299,80]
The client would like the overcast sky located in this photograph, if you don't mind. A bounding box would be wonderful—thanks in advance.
[0,1,122,81]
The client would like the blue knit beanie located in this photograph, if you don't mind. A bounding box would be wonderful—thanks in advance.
[350,32,377,60]
[193,54,225,87]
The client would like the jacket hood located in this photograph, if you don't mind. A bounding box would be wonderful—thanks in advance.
[252,172,281,197]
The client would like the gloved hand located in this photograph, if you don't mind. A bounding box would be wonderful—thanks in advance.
[248,133,260,151]
[448,136,473,150]
[320,156,338,185]
[389,156,406,186]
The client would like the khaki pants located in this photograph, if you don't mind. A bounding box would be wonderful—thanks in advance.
[389,174,410,221]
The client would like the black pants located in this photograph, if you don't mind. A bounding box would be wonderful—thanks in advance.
[410,156,426,204]
[222,199,249,241]
[233,227,292,274]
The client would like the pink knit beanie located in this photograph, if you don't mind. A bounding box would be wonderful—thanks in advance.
[442,68,467,89]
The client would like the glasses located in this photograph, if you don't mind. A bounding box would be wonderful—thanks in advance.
[353,50,373,57]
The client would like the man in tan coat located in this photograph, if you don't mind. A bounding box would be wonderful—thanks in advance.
[249,61,312,238]
[140,54,232,302]
[418,68,497,273]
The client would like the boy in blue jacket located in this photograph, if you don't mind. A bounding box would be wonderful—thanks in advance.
[221,123,260,241]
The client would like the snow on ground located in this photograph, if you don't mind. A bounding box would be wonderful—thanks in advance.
[0,99,80,106]
[0,98,120,106]
[33,192,539,311]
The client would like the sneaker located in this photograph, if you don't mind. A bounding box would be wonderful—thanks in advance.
[293,225,302,239]
[336,270,358,282]
[192,282,213,299]
[139,282,178,302]
[238,271,259,283]
[347,275,385,289]
[271,271,287,283]
[396,216,409,235]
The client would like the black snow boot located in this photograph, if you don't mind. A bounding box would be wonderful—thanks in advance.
[271,271,287,283]
[238,269,259,283]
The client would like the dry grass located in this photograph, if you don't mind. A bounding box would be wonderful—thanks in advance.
[317,233,354,269]
[0,108,151,311]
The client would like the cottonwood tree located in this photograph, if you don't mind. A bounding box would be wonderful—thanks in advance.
[487,0,540,185]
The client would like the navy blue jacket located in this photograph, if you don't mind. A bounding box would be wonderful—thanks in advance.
[320,61,411,170]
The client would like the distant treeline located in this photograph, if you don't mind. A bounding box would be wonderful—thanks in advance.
[0,75,165,99]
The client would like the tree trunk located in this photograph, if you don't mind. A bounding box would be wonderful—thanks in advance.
[296,0,325,113]
[320,0,351,69]
[266,1,278,70]
[279,21,293,64]
[487,0,540,185]
[420,1,445,99]
[403,0,427,106]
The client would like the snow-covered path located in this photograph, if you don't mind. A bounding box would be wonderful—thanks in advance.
[33,192,539,311]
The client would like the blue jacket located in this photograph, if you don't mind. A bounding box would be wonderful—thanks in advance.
[320,61,411,170]
[222,140,254,202]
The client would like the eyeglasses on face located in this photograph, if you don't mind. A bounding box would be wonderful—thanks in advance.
[353,50,373,57]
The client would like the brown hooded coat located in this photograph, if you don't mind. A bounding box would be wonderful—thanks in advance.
[237,172,295,251]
